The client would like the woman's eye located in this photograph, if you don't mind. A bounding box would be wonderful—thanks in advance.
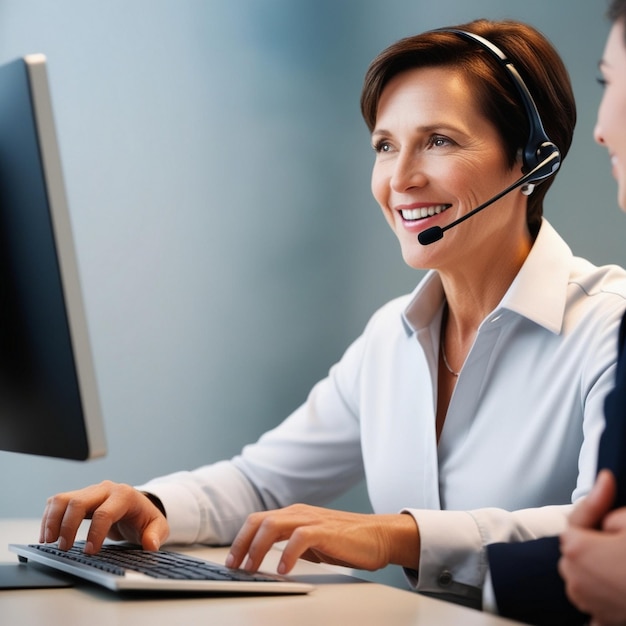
[373,140,392,154]
[428,135,451,148]
[596,76,608,89]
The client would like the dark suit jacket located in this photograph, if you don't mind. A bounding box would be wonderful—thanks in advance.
[487,314,626,625]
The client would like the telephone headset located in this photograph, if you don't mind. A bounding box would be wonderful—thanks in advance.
[417,29,562,245]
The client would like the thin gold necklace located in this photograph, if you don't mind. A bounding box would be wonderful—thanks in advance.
[441,305,460,377]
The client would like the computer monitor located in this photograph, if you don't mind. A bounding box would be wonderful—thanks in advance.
[0,54,106,461]
[0,54,107,587]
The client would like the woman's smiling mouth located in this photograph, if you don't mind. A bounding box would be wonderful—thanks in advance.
[400,204,452,221]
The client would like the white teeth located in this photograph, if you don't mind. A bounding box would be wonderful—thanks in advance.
[400,204,449,221]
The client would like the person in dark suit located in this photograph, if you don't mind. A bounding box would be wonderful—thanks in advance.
[487,2,626,624]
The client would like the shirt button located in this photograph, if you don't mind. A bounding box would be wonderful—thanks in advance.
[438,570,453,587]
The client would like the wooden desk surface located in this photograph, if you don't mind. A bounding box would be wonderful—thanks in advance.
[0,519,519,625]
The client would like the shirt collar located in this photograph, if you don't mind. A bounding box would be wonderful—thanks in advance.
[401,219,572,336]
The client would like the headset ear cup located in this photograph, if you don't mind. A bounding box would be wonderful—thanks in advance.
[525,142,561,184]
[536,141,561,165]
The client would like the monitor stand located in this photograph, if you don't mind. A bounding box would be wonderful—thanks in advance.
[0,562,73,589]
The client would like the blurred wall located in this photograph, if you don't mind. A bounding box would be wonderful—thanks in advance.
[0,0,617,586]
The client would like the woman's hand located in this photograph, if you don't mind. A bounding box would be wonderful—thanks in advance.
[225,504,420,575]
[40,480,170,554]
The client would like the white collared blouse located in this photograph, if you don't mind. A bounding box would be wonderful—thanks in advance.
[140,219,626,598]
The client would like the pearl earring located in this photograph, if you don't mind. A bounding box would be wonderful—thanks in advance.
[521,183,535,196]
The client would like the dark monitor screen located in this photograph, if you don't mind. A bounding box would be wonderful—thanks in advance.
[0,54,106,461]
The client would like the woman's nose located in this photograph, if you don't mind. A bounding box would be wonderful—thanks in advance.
[594,122,605,146]
[390,153,428,192]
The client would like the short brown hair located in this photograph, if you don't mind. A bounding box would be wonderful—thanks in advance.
[360,19,576,237]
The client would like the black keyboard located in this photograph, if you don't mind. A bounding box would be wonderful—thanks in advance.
[30,541,282,582]
[11,541,315,593]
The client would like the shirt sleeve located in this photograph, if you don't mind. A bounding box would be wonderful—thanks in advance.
[136,333,368,546]
[402,504,573,598]
[136,460,266,545]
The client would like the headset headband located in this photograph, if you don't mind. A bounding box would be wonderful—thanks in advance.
[437,28,560,179]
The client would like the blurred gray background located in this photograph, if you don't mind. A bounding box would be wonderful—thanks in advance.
[0,0,618,587]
